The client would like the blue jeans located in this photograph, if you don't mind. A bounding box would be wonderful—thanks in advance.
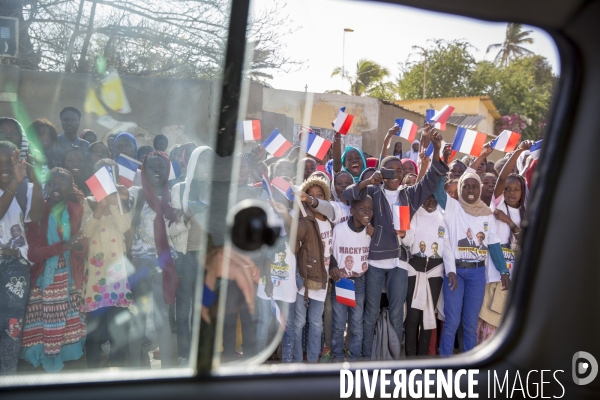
[0,256,31,375]
[293,293,325,362]
[256,297,295,362]
[174,251,198,359]
[331,275,365,361]
[362,266,408,359]
[439,267,486,356]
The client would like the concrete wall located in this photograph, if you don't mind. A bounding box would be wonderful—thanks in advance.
[0,65,220,149]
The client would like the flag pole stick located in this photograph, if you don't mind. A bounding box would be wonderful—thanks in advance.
[112,166,124,215]
[295,196,307,217]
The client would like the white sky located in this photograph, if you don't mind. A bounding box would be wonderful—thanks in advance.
[251,0,560,94]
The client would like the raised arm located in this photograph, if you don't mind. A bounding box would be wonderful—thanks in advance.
[494,140,533,199]
[469,143,493,174]
[380,125,399,159]
[332,132,342,173]
[342,171,381,203]
[416,151,429,183]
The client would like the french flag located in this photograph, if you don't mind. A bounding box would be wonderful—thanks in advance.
[271,176,294,201]
[529,140,543,160]
[270,297,286,331]
[491,130,521,153]
[426,109,446,130]
[451,126,487,157]
[333,107,354,135]
[242,120,261,141]
[86,167,117,202]
[263,129,292,157]
[425,140,447,159]
[335,278,356,307]
[306,132,332,160]
[169,161,182,181]
[262,172,273,199]
[394,119,418,142]
[430,105,455,125]
[393,205,410,231]
[116,154,141,188]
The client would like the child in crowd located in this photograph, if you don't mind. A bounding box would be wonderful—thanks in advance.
[170,146,212,365]
[329,196,374,361]
[21,167,88,372]
[128,151,179,368]
[477,141,532,343]
[405,195,449,356]
[82,159,133,368]
[291,176,333,362]
[433,167,509,356]
[343,127,448,360]
[0,142,43,375]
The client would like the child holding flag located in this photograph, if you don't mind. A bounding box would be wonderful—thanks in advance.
[328,196,374,361]
[342,127,448,360]
[82,159,133,368]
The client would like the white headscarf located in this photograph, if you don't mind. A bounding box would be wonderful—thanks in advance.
[181,146,213,212]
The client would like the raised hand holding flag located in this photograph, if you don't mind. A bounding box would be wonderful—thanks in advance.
[86,166,117,202]
[430,105,455,125]
[394,119,418,142]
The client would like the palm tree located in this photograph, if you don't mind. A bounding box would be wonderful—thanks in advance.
[487,23,534,66]
[330,59,390,96]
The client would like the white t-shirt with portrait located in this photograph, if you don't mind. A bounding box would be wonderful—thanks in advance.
[409,206,449,260]
[257,241,297,303]
[0,183,32,261]
[442,193,500,275]
[297,218,332,302]
[331,220,371,278]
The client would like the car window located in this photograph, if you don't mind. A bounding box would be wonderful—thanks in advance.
[212,0,559,370]
[0,0,560,386]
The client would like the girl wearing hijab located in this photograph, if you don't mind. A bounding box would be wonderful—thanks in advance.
[128,151,179,368]
[112,132,137,161]
[170,146,213,366]
[404,139,420,162]
[332,129,367,183]
[477,141,532,343]
[433,168,510,356]
[79,129,97,144]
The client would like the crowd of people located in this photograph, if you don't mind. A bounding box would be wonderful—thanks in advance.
[0,107,538,374]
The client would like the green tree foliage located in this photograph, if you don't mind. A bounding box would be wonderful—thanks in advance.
[330,59,390,96]
[486,23,534,66]
[395,38,556,140]
[398,40,476,99]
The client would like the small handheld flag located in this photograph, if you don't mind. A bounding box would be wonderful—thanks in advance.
[271,176,294,201]
[394,119,418,142]
[529,140,543,160]
[270,297,286,331]
[333,107,354,135]
[169,161,182,181]
[430,105,455,125]
[393,204,410,231]
[116,154,141,188]
[335,278,356,307]
[425,140,447,159]
[306,132,332,160]
[86,167,117,202]
[242,120,262,141]
[490,130,521,153]
[262,172,273,199]
[451,126,487,157]
[425,109,446,130]
[263,129,292,157]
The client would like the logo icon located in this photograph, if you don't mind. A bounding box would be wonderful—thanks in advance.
[438,226,445,238]
[573,351,598,385]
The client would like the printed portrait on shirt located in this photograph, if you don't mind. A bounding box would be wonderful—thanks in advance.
[268,250,290,287]
[415,241,428,258]
[336,245,370,275]
[0,214,27,251]
[430,242,442,258]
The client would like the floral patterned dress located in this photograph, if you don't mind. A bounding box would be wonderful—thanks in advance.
[82,203,133,312]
